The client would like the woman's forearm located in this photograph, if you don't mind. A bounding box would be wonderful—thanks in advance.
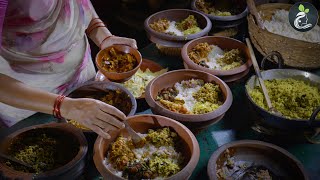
[0,73,125,139]
[86,0,112,47]
[0,74,71,116]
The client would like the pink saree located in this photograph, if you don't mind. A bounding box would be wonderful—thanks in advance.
[0,0,96,126]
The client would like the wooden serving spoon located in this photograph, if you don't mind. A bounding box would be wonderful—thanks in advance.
[246,0,264,29]
[0,151,33,169]
[246,38,282,116]
[123,120,145,147]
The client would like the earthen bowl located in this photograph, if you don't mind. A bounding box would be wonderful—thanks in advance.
[62,81,137,132]
[145,69,233,130]
[144,9,212,42]
[0,123,87,179]
[191,0,248,22]
[207,140,308,180]
[181,36,252,83]
[95,45,142,82]
[93,114,200,180]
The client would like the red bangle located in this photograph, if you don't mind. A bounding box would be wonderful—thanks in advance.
[53,95,66,119]
[86,21,104,34]
[100,35,114,49]
[86,25,106,36]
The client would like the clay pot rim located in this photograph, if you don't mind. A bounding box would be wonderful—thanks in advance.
[145,69,233,122]
[93,114,200,180]
[181,36,253,76]
[207,140,309,180]
[191,0,249,21]
[0,123,88,178]
[95,45,142,78]
[62,81,138,132]
[144,9,212,41]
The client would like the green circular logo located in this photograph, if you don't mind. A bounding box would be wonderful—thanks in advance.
[289,2,319,32]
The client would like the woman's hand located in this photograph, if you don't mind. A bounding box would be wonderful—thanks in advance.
[60,98,125,139]
[100,35,138,50]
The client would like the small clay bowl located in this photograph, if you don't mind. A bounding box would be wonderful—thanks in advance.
[95,45,142,82]
[191,0,248,22]
[145,69,233,130]
[144,9,212,42]
[62,81,137,132]
[0,123,87,179]
[181,36,252,83]
[93,114,200,180]
[207,140,308,180]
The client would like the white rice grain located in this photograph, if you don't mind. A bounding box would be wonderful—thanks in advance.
[165,21,184,36]
[174,82,201,112]
[206,45,225,70]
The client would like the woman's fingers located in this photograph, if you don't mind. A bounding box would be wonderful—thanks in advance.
[94,118,118,132]
[90,124,111,139]
[101,36,138,49]
[96,110,125,129]
[64,98,128,139]
[98,101,126,120]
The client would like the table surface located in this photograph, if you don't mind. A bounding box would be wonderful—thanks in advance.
[1,43,320,180]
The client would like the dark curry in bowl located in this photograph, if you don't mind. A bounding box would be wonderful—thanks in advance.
[3,128,79,174]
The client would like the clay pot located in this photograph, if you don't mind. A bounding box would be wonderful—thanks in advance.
[95,58,164,84]
[181,36,252,82]
[0,123,87,180]
[139,58,164,73]
[95,45,142,82]
[93,114,200,180]
[191,0,248,28]
[145,9,212,42]
[144,9,212,54]
[207,140,308,180]
[145,69,233,130]
[62,81,137,133]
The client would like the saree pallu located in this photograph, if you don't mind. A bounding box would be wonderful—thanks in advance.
[0,0,96,126]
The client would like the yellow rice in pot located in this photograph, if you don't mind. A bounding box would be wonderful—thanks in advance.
[249,78,320,120]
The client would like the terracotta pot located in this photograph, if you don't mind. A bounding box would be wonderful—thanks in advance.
[207,140,308,180]
[95,45,142,82]
[144,9,212,42]
[181,36,252,82]
[93,114,200,180]
[0,123,88,180]
[191,0,248,22]
[95,59,164,84]
[139,58,164,72]
[62,81,137,133]
[145,69,233,130]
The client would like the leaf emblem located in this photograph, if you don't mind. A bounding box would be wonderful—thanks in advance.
[305,8,309,13]
[298,4,305,12]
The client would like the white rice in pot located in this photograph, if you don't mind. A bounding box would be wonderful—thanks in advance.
[262,9,320,43]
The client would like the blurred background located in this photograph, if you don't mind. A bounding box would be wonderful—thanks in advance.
[89,0,319,55]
